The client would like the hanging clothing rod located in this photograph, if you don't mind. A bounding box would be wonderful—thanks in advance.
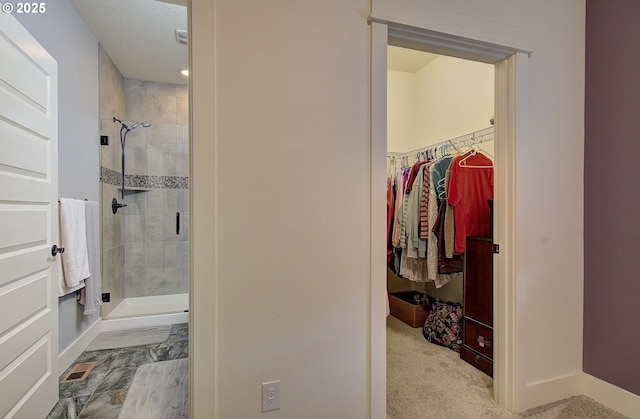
[387,126,494,161]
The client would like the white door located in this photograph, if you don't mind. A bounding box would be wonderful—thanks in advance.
[0,13,59,419]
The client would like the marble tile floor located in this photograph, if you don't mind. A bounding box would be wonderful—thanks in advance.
[119,358,188,419]
[46,323,188,419]
[85,325,172,352]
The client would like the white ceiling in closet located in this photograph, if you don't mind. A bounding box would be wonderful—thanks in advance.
[388,46,439,73]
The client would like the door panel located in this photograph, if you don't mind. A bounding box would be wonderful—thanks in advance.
[0,207,48,249]
[0,122,49,177]
[0,12,58,419]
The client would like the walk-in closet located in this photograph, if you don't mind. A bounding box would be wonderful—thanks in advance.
[386,45,498,418]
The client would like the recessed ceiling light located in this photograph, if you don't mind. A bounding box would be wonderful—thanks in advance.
[178,68,189,77]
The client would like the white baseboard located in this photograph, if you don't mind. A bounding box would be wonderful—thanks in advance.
[517,372,639,418]
[582,373,640,419]
[58,319,102,374]
[519,372,583,412]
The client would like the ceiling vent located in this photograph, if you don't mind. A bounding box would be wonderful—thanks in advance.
[175,29,188,45]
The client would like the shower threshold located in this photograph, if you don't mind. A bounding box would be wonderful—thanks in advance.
[106,293,189,319]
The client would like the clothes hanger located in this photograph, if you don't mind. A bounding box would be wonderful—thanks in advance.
[437,177,447,199]
[387,156,398,178]
[455,132,493,168]
[477,141,494,159]
[458,149,493,168]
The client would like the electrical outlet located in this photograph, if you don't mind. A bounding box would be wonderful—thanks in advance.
[262,380,280,412]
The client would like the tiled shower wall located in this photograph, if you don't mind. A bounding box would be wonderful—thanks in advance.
[120,79,189,298]
[99,45,126,318]
[98,46,188,318]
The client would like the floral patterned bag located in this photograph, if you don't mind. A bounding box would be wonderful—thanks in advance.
[422,299,463,352]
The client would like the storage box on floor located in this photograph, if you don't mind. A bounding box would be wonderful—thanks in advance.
[388,291,428,327]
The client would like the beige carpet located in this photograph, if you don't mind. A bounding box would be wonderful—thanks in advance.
[386,316,629,419]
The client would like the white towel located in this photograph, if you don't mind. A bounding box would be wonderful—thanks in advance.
[57,260,85,297]
[59,198,91,289]
[79,201,102,315]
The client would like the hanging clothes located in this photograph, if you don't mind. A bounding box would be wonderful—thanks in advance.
[403,163,427,260]
[433,194,463,274]
[447,151,494,253]
[392,158,462,287]
[386,127,494,288]
[443,163,456,259]
[427,156,463,276]
[426,162,458,288]
[391,168,408,249]
[386,177,395,265]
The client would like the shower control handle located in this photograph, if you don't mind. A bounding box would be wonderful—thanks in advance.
[112,197,127,214]
[176,212,180,235]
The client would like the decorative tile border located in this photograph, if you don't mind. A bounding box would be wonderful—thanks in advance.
[100,166,188,190]
[101,166,122,186]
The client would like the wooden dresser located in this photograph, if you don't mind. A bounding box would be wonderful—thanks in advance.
[460,201,494,376]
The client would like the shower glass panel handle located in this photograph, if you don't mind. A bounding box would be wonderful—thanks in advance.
[176,212,180,235]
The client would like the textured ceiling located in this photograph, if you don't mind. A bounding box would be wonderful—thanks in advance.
[71,0,188,86]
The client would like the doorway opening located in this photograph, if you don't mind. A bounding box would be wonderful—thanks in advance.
[385,45,496,417]
[370,20,521,416]
[69,0,192,326]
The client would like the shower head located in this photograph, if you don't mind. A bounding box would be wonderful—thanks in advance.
[112,117,151,200]
[128,121,151,131]
[112,117,151,132]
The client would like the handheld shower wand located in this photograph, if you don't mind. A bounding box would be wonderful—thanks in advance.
[128,121,152,130]
[113,117,150,131]
[113,117,151,201]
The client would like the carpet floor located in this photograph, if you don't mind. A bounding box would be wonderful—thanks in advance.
[386,316,629,419]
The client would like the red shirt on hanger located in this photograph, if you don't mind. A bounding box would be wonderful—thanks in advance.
[447,151,494,253]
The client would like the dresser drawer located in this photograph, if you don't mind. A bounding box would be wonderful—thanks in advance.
[463,318,493,359]
[460,346,493,377]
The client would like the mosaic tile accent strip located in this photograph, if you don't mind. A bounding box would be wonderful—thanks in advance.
[101,166,122,186]
[100,167,188,190]
[127,174,189,190]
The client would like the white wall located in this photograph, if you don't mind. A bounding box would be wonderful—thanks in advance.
[514,2,585,409]
[387,70,417,151]
[16,0,101,353]
[388,56,494,153]
[192,0,585,417]
[414,56,494,148]
[191,1,369,417]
